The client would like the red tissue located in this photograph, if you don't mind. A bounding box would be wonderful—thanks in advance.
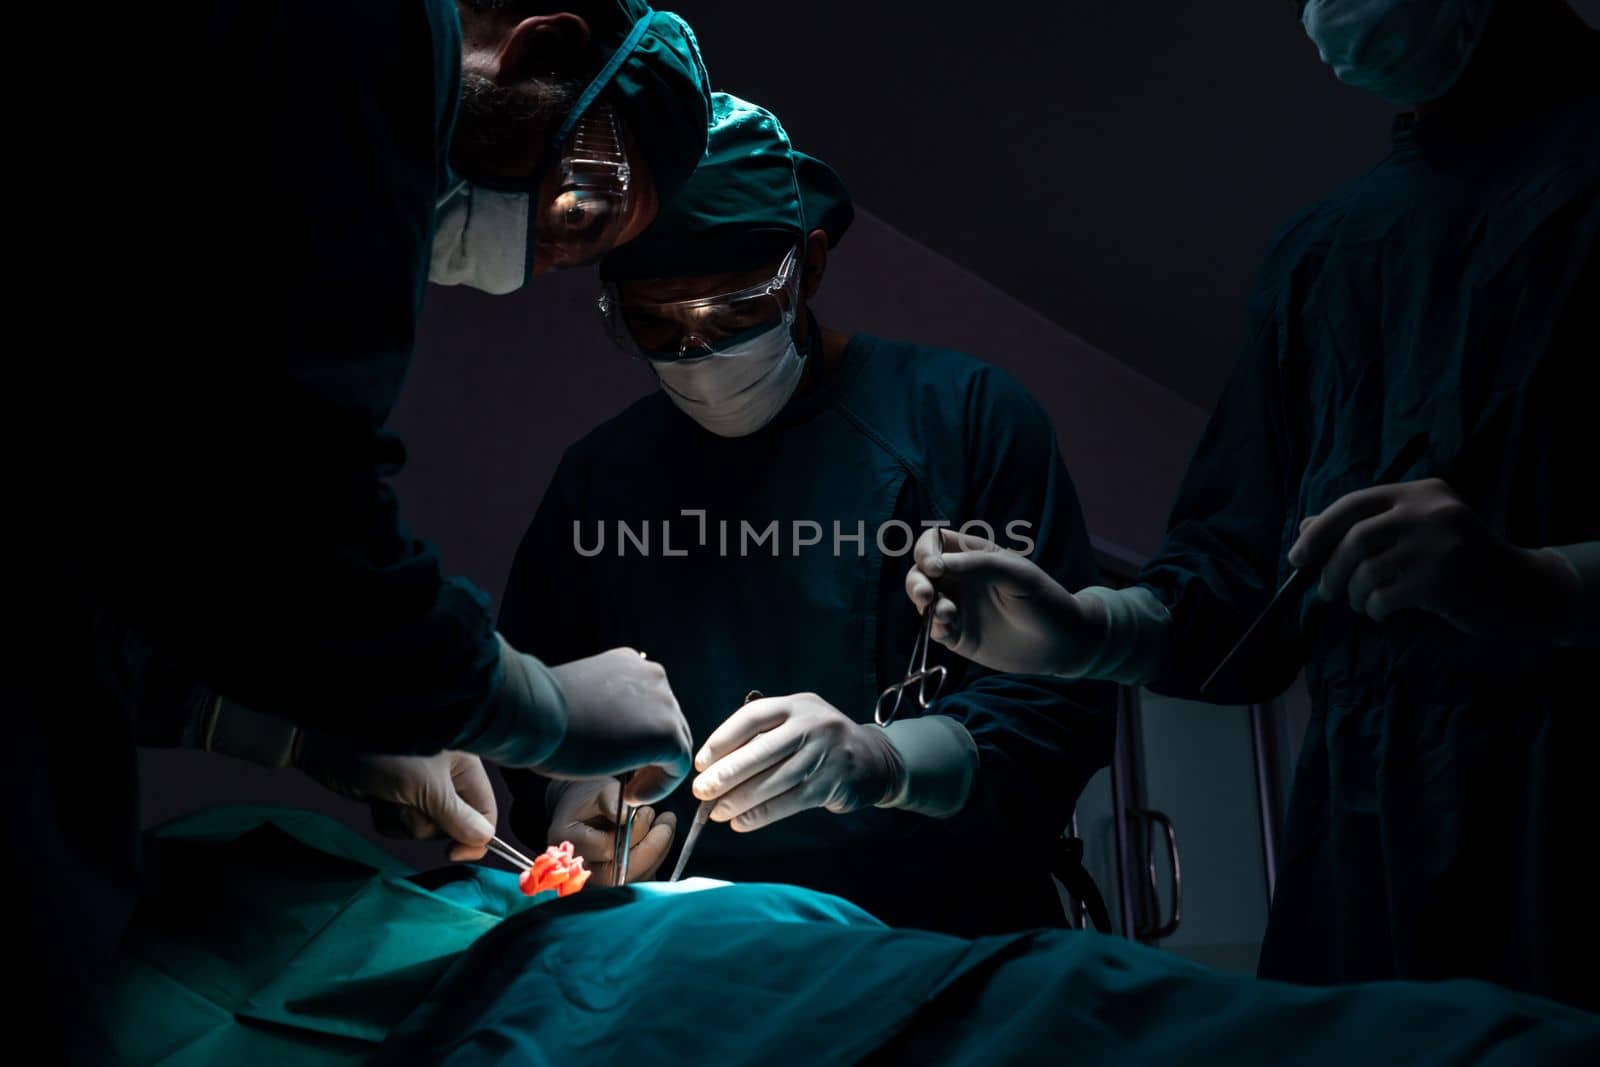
[519,841,591,898]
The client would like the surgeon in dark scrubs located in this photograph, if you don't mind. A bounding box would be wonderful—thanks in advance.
[499,94,1115,935]
[907,0,1597,1007]
[30,2,712,1060]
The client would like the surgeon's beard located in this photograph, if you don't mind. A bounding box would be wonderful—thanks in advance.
[452,71,582,181]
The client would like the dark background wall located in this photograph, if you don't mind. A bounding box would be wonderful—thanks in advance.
[674,0,1600,406]
[670,0,1393,407]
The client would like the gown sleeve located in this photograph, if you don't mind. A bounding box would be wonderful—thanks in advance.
[1137,219,1322,704]
[897,361,1118,849]
[101,0,503,755]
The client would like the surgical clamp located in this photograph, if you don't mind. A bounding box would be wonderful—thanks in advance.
[874,609,947,726]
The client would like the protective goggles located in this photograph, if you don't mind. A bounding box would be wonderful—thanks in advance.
[535,100,633,270]
[598,246,802,360]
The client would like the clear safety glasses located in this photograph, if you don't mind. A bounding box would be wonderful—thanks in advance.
[536,101,633,270]
[597,246,802,361]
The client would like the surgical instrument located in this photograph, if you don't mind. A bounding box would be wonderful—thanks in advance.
[1201,434,1432,696]
[669,689,763,882]
[486,834,537,872]
[875,609,947,726]
[613,773,636,886]
[610,650,654,887]
[1200,567,1313,696]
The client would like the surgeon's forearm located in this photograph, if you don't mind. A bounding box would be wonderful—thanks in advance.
[196,695,303,768]
[1544,542,1600,646]
[192,635,570,771]
[1063,586,1174,685]
[875,717,980,819]
[446,635,570,768]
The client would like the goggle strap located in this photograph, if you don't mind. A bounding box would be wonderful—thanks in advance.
[523,10,655,283]
[551,15,653,158]
[618,246,801,315]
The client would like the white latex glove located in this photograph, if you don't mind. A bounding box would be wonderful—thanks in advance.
[905,527,1106,676]
[1290,478,1585,640]
[545,778,677,884]
[691,693,901,832]
[295,741,497,862]
[472,640,694,806]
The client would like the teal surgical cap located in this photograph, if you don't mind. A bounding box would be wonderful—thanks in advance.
[604,3,713,208]
[601,92,854,281]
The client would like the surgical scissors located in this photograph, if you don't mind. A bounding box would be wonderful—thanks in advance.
[875,609,947,726]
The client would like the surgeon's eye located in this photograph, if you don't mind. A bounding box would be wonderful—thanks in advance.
[690,297,785,343]
[623,310,682,349]
[547,190,623,247]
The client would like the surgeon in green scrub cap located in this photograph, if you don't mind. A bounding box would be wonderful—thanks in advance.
[501,94,1115,932]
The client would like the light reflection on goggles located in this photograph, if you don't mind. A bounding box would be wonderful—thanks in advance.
[597,247,801,360]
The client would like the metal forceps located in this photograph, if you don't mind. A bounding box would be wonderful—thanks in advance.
[875,609,947,726]
[611,648,652,887]
[485,834,537,872]
[612,774,637,886]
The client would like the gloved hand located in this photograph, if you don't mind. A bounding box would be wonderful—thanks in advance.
[1290,478,1586,640]
[905,527,1106,676]
[545,778,676,884]
[295,739,497,862]
[541,648,695,805]
[691,693,901,832]
[465,639,694,806]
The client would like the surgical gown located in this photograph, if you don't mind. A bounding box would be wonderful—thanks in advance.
[1138,77,1598,1006]
[501,335,1116,936]
[32,1,502,1057]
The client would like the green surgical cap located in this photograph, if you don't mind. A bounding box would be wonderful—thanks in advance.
[601,92,854,281]
[605,3,713,209]
[794,150,853,250]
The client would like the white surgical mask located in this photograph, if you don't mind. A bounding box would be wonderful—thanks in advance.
[1301,0,1495,106]
[651,320,806,437]
[430,183,533,295]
